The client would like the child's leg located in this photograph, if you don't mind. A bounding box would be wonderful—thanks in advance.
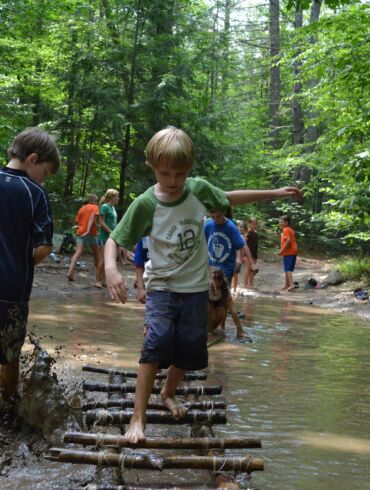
[0,359,19,400]
[123,362,158,443]
[282,256,296,291]
[280,272,289,291]
[95,246,105,287]
[286,271,295,290]
[91,243,100,269]
[0,302,27,400]
[227,297,245,338]
[215,306,227,330]
[160,365,187,419]
[66,241,84,280]
[232,271,238,292]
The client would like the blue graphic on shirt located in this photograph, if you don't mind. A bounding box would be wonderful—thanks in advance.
[204,219,245,279]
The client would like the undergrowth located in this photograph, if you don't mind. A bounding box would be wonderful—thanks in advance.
[337,257,370,282]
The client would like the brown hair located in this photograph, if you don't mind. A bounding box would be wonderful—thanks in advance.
[84,193,98,205]
[8,127,60,173]
[145,126,194,170]
[280,215,291,225]
[210,268,230,299]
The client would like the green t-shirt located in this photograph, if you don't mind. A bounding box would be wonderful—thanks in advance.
[98,203,117,243]
[111,177,229,292]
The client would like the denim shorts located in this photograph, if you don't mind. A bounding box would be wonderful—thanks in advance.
[283,255,297,272]
[0,301,28,364]
[76,234,98,246]
[140,290,208,370]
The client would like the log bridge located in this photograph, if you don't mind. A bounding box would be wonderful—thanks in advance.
[47,364,264,489]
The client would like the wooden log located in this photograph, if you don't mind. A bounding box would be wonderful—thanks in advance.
[82,399,226,411]
[48,448,264,473]
[93,371,125,487]
[85,409,226,427]
[84,486,237,490]
[83,381,222,396]
[63,432,262,449]
[82,365,207,381]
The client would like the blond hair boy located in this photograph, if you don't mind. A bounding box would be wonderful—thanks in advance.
[105,126,302,443]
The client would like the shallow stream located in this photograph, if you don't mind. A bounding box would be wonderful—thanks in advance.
[2,293,369,489]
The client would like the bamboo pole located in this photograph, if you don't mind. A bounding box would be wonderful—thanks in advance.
[63,432,262,449]
[84,486,237,490]
[82,399,227,411]
[82,365,207,381]
[85,409,226,427]
[48,448,264,473]
[83,382,222,396]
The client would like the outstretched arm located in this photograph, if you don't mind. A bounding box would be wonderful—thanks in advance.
[226,187,303,206]
[105,237,128,303]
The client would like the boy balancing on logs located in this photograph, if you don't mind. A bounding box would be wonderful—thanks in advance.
[104,126,302,443]
[0,128,60,417]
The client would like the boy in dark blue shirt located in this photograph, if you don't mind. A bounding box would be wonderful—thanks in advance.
[0,128,60,412]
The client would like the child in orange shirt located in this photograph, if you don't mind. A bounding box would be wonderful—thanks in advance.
[66,194,100,282]
[278,215,298,292]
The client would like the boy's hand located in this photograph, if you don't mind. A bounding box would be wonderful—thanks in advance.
[136,288,146,304]
[277,186,303,202]
[106,269,128,303]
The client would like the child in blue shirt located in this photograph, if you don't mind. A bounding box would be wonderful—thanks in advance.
[0,128,60,410]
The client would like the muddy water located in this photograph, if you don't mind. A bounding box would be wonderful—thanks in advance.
[5,293,370,489]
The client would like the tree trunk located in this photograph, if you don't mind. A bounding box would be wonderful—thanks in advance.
[63,29,78,197]
[305,0,322,150]
[221,0,231,94]
[269,0,280,149]
[118,0,142,215]
[292,8,304,145]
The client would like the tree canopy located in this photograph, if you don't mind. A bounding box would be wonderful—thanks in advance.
[0,0,368,251]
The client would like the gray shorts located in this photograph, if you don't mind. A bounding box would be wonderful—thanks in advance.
[141,290,208,370]
[0,302,28,364]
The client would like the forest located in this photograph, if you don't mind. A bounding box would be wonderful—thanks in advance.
[0,0,369,254]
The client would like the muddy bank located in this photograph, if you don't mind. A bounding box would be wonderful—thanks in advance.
[33,253,370,322]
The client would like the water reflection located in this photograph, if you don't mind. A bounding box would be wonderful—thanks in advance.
[19,294,370,489]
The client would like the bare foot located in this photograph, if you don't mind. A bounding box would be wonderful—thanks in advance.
[123,418,146,444]
[94,283,103,289]
[66,273,74,282]
[160,393,188,420]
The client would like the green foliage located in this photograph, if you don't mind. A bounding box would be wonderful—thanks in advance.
[0,0,368,257]
[337,257,370,282]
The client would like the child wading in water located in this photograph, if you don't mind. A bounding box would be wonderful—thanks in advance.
[243,217,259,289]
[208,268,246,338]
[66,194,100,283]
[278,215,298,292]
[0,128,60,414]
[105,126,302,444]
[95,189,119,288]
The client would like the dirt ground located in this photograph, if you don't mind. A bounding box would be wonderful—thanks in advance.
[34,252,370,322]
